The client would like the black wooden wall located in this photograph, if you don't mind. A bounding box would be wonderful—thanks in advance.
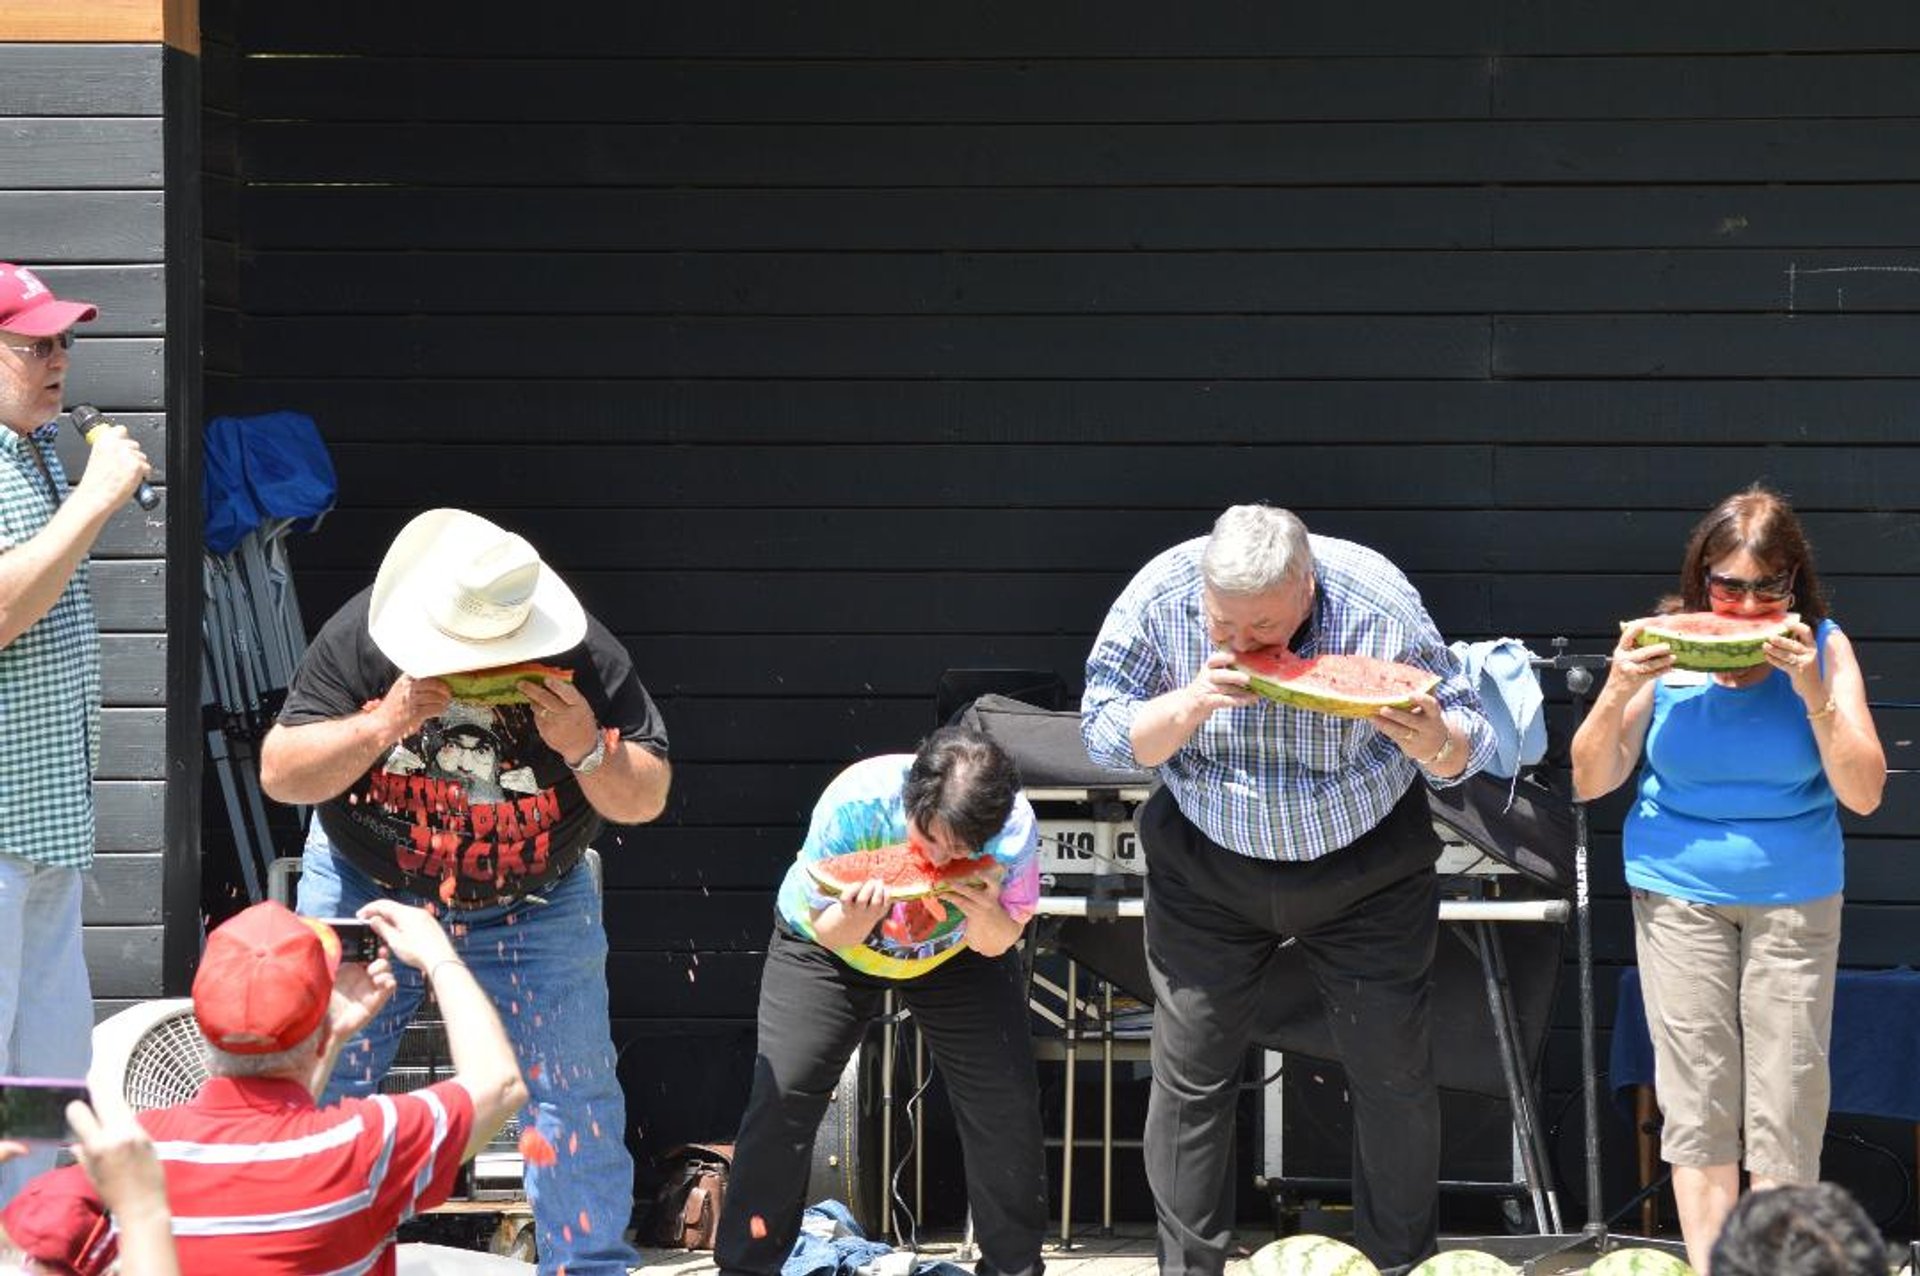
[207,3,1920,1228]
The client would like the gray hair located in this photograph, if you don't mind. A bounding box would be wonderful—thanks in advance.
[205,1021,323,1079]
[1200,505,1312,596]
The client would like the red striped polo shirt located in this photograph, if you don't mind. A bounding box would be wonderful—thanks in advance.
[139,1075,476,1276]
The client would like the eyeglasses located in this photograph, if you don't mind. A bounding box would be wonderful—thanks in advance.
[0,331,74,361]
[1706,570,1795,607]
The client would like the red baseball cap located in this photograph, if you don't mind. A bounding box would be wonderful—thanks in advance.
[191,902,341,1055]
[0,264,98,337]
[0,1165,116,1275]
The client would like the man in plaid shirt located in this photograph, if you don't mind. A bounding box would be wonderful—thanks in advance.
[1082,504,1495,1276]
[0,265,152,1203]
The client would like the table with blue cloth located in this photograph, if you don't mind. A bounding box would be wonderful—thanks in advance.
[1611,965,1920,1230]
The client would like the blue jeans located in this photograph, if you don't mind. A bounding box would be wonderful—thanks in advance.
[0,855,91,1206]
[298,829,639,1274]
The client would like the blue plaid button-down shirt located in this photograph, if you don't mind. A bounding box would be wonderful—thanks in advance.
[1082,534,1493,863]
[0,422,101,867]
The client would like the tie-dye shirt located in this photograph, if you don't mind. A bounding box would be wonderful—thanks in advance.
[775,755,1039,979]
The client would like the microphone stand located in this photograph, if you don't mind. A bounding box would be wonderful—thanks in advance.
[1460,639,1688,1273]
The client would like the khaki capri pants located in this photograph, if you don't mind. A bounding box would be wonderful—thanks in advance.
[1632,887,1842,1184]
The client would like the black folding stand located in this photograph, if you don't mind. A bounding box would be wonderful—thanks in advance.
[1458,640,1688,1273]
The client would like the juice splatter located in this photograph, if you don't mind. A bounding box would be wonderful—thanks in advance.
[518,1128,558,1167]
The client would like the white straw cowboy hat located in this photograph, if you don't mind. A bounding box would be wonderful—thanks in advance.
[367,509,587,678]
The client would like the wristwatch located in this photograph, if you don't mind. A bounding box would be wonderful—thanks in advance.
[566,731,609,776]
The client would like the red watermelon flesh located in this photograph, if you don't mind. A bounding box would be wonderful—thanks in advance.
[1232,649,1441,719]
[806,841,998,900]
[1648,611,1792,637]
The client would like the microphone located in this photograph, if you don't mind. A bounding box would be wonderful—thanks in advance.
[69,405,159,511]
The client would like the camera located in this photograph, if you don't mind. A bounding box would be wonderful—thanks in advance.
[0,1078,89,1142]
[318,918,383,964]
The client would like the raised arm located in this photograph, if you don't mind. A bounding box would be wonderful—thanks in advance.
[64,1094,179,1276]
[258,673,451,804]
[1119,650,1260,768]
[0,428,148,648]
[1571,622,1666,801]
[358,899,528,1160]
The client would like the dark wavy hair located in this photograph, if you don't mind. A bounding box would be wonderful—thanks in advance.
[902,726,1020,854]
[1709,1183,1886,1276]
[1661,485,1828,623]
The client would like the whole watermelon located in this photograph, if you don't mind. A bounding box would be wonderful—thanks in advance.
[1407,1251,1515,1276]
[1587,1246,1696,1276]
[1248,1234,1380,1276]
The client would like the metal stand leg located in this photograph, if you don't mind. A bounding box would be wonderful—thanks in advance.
[881,990,896,1240]
[1487,920,1565,1234]
[1059,961,1078,1248]
[1101,981,1114,1236]
[955,1211,979,1265]
[914,1027,926,1226]
[1467,920,1558,1234]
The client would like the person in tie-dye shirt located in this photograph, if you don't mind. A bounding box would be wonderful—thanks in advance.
[716,727,1048,1276]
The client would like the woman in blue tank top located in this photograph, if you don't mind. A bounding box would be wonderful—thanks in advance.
[1572,486,1885,1275]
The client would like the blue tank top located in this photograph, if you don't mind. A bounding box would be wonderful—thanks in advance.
[1623,619,1842,905]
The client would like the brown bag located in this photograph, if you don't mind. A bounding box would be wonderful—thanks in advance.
[648,1141,734,1250]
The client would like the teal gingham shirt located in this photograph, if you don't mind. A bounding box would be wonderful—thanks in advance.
[0,423,101,867]
[1082,534,1494,863]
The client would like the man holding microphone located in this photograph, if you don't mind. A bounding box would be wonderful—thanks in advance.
[0,263,152,1204]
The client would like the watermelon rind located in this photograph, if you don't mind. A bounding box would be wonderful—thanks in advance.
[1234,652,1442,720]
[1407,1251,1516,1276]
[441,661,575,705]
[1586,1246,1696,1276]
[804,845,998,901]
[1628,611,1798,673]
[1248,1234,1381,1276]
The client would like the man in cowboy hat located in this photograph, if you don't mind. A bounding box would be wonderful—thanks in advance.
[4,897,526,1275]
[259,508,672,1275]
[0,264,152,1205]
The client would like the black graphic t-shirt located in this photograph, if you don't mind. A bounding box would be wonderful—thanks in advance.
[278,587,669,903]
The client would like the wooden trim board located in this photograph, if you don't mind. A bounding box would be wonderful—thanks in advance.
[0,1,197,52]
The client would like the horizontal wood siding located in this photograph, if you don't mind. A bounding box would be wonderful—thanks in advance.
[219,4,1920,1224]
[0,41,173,1003]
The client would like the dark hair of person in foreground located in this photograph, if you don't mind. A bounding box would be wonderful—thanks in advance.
[1709,1182,1886,1276]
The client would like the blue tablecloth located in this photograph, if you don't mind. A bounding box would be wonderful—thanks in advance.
[1611,966,1920,1123]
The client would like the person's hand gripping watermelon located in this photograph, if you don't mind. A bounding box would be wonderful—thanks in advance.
[808,826,1004,951]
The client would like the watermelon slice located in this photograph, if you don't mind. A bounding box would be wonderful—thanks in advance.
[1231,649,1441,719]
[1627,611,1797,673]
[440,661,575,704]
[805,841,997,900]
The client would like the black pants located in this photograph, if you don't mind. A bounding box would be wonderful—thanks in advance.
[715,926,1048,1276]
[1140,782,1442,1276]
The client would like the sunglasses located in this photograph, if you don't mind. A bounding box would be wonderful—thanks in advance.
[1706,570,1795,607]
[0,330,74,361]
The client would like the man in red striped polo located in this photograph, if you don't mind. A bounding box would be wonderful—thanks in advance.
[7,898,527,1275]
